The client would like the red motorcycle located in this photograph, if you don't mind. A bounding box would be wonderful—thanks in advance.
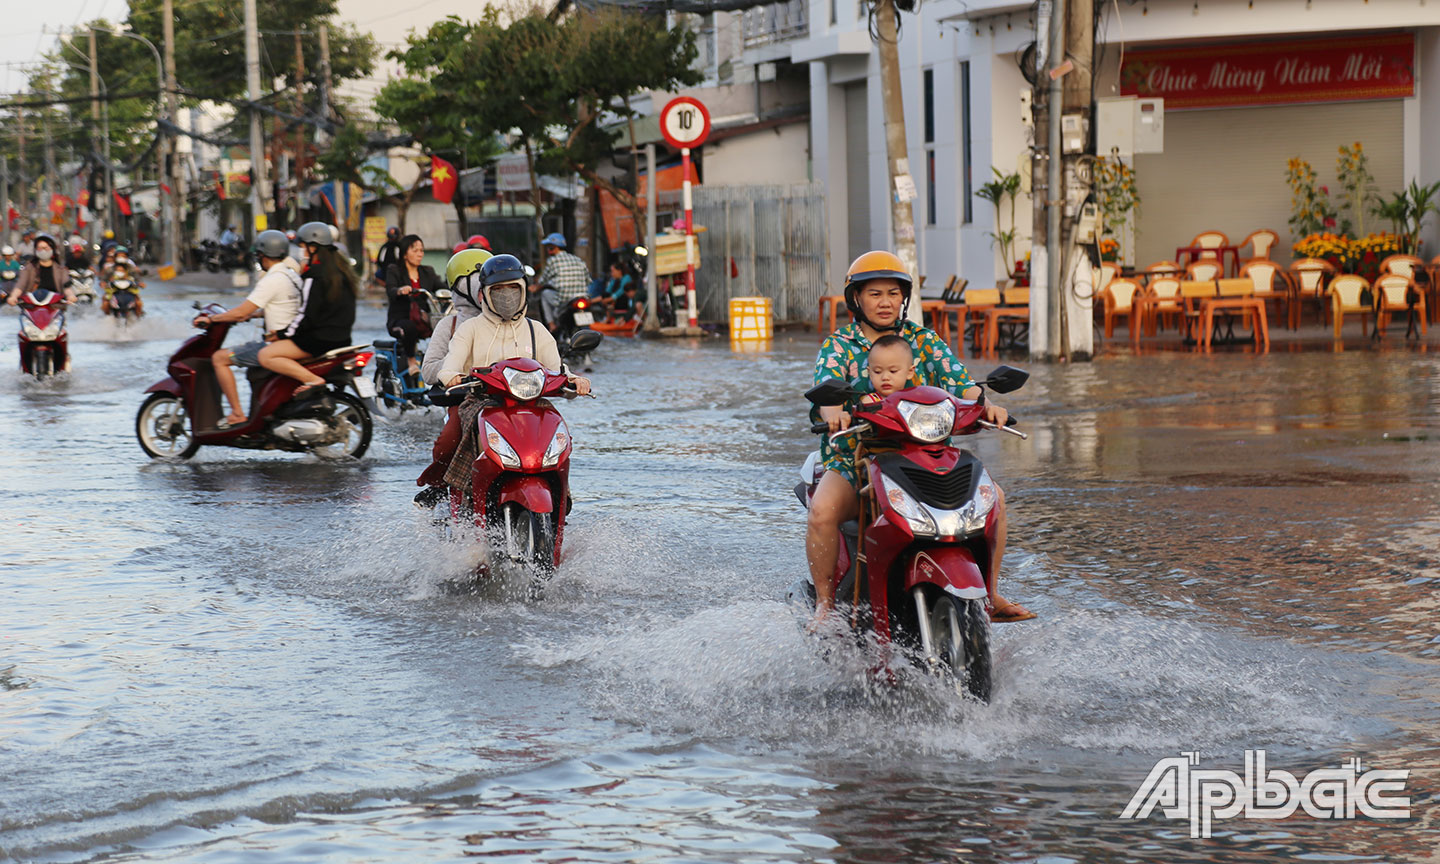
[135,303,376,460]
[795,365,1030,701]
[430,331,600,593]
[17,288,69,378]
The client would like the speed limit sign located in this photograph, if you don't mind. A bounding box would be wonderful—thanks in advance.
[660,96,711,150]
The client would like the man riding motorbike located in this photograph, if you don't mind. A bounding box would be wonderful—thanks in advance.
[807,250,1035,626]
[413,253,590,507]
[191,229,303,428]
[0,246,21,281]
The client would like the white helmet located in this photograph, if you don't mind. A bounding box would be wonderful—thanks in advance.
[0,246,13,256]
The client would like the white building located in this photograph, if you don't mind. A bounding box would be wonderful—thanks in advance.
[786,0,1440,291]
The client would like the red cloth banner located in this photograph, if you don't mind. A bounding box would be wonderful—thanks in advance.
[1120,33,1414,110]
[7,206,18,228]
[113,191,133,216]
[430,155,458,204]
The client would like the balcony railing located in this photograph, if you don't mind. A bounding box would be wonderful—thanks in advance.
[742,0,808,50]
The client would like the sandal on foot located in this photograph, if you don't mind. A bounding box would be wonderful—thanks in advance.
[216,417,247,430]
[293,380,326,399]
[991,600,1038,623]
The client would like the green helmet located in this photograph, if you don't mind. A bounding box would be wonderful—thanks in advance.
[444,248,493,304]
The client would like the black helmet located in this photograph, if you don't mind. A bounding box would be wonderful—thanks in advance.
[296,221,334,247]
[254,229,289,259]
[480,254,528,288]
[386,226,399,239]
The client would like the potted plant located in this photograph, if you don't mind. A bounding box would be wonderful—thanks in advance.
[976,168,1023,279]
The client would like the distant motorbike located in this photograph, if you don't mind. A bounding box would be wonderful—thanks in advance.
[196,239,250,272]
[16,287,69,378]
[103,268,144,322]
[792,365,1031,701]
[1,269,18,291]
[428,329,602,595]
[432,288,454,318]
[70,269,97,304]
[136,304,376,460]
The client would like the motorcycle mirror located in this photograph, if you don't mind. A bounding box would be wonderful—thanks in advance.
[524,265,536,278]
[570,330,604,353]
[983,365,1029,394]
[804,378,858,406]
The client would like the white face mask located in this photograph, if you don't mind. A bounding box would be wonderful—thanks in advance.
[488,284,526,320]
[36,248,53,261]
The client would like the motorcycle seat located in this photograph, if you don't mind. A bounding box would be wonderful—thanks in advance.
[372,338,397,350]
[313,343,371,361]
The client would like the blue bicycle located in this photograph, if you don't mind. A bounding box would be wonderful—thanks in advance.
[369,289,443,419]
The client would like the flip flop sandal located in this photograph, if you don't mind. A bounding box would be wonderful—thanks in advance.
[293,381,326,399]
[991,601,1038,623]
[216,418,246,430]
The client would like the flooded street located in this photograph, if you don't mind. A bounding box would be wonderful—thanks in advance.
[2,279,1438,863]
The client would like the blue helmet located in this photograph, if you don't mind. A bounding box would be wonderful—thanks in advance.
[541,232,567,249]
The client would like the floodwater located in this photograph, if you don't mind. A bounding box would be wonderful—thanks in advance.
[2,279,1437,863]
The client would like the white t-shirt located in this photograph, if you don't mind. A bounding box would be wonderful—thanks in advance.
[246,258,303,334]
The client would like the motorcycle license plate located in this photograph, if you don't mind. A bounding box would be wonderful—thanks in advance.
[573,311,594,326]
[354,376,377,398]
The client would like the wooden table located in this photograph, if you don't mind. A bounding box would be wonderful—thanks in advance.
[1175,245,1242,276]
[980,306,1030,354]
[1198,297,1269,350]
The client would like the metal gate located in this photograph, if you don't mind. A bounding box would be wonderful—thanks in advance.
[688,183,829,324]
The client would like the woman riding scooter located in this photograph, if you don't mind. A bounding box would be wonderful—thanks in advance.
[6,235,75,307]
[807,250,1035,626]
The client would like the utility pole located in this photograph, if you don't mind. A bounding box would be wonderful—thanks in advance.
[293,30,307,218]
[89,27,102,244]
[244,0,269,235]
[16,105,27,223]
[41,90,55,229]
[1,156,9,246]
[317,22,334,144]
[1044,0,1064,358]
[1061,0,1095,359]
[1030,1,1054,360]
[872,0,922,324]
[163,0,182,269]
[643,142,659,333]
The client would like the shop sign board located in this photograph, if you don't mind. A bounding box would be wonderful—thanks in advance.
[1120,33,1414,110]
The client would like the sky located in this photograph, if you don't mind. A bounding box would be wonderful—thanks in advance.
[2,0,131,94]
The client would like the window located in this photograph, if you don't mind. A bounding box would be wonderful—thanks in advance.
[830,0,837,26]
[923,68,935,145]
[960,60,973,225]
[924,68,935,225]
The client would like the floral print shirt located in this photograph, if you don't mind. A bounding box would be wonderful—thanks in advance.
[812,320,975,482]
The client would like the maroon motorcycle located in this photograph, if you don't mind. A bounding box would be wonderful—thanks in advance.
[17,288,69,378]
[794,365,1029,700]
[429,331,600,594]
[135,303,376,460]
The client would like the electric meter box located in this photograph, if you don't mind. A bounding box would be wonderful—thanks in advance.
[1061,113,1088,155]
[1096,97,1136,157]
[1134,98,1164,154]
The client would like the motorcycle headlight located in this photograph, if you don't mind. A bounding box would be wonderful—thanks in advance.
[883,478,937,537]
[502,367,545,400]
[484,422,522,469]
[21,321,45,340]
[542,419,570,468]
[897,399,956,443]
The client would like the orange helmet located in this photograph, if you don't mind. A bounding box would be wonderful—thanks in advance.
[843,250,913,326]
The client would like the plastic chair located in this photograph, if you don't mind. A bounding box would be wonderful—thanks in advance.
[1101,277,1142,339]
[1327,274,1372,339]
[1241,229,1279,260]
[1189,231,1230,258]
[1146,276,1183,335]
[1185,259,1223,282]
[1378,254,1424,279]
[1145,260,1183,278]
[1372,273,1427,338]
[1240,258,1292,330]
[1289,258,1335,328]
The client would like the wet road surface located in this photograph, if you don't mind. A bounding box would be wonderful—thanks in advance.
[2,279,1438,862]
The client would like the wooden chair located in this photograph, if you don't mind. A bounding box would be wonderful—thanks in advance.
[1100,277,1142,340]
[1185,259,1223,283]
[1327,274,1372,339]
[1372,273,1427,338]
[1189,231,1230,258]
[1241,229,1279,260]
[1289,258,1335,328]
[1239,258,1292,331]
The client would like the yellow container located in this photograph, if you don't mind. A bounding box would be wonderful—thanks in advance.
[157,264,177,281]
[729,296,773,341]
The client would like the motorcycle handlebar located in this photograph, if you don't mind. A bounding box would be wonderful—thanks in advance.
[810,421,830,434]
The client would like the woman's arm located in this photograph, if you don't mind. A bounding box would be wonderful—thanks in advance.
[439,319,477,386]
[421,317,455,385]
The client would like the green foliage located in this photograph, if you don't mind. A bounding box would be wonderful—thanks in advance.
[1370,179,1440,255]
[1094,157,1140,256]
[1335,142,1373,238]
[976,168,1023,278]
[313,122,393,193]
[376,6,701,213]
[1285,158,1341,238]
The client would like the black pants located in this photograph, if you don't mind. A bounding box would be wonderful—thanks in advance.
[390,320,422,360]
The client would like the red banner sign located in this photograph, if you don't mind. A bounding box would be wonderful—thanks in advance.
[1120,33,1414,110]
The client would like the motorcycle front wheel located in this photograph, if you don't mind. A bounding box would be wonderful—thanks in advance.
[370,364,407,421]
[311,391,373,460]
[929,595,992,702]
[496,503,557,599]
[136,393,199,459]
[32,350,53,379]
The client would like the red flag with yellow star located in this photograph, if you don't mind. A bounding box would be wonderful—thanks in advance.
[430,155,458,204]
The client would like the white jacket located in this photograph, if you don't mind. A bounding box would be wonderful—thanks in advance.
[420,300,481,386]
[438,309,563,383]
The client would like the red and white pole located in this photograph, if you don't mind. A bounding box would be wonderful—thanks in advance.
[682,146,698,328]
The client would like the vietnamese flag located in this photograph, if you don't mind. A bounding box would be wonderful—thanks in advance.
[113,190,133,216]
[430,155,457,204]
[6,206,16,228]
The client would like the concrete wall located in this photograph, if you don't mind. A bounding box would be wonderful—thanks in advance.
[703,122,811,186]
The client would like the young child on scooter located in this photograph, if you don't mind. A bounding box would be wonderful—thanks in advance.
[861,334,915,403]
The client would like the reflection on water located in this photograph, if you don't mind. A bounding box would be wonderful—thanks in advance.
[1,289,1438,862]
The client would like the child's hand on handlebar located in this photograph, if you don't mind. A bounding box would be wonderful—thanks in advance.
[819,404,851,434]
[982,403,1009,428]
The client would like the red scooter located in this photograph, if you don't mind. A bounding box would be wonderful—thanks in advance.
[795,365,1030,701]
[17,288,69,378]
[430,330,601,593]
[135,303,376,460]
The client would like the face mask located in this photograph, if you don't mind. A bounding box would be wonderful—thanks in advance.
[36,248,53,261]
[488,285,525,320]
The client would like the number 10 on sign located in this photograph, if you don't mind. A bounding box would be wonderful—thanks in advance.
[661,97,711,328]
